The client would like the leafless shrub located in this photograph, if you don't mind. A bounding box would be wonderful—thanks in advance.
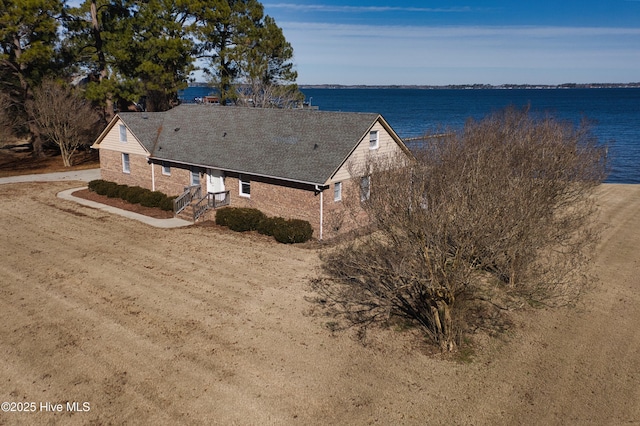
[0,92,18,143]
[235,83,303,109]
[25,79,103,166]
[312,106,607,351]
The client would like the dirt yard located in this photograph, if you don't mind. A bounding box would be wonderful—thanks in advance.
[1,181,639,425]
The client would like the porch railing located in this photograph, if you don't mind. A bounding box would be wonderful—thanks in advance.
[192,196,209,222]
[173,185,201,215]
[208,190,230,209]
[191,190,231,222]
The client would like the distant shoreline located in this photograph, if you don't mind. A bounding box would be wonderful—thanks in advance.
[187,82,640,90]
[298,83,640,90]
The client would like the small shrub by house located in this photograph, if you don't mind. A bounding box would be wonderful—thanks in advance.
[88,179,174,211]
[216,207,313,244]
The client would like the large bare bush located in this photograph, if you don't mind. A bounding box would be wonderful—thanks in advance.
[235,83,303,108]
[26,79,102,166]
[313,107,607,351]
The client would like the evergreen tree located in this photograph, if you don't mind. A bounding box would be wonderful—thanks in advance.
[193,0,299,106]
[121,0,195,111]
[66,0,195,115]
[0,0,65,154]
[64,0,131,120]
[239,15,302,107]
[2,0,300,155]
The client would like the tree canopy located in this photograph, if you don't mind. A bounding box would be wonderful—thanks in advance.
[0,0,300,156]
[0,0,66,153]
[62,0,298,112]
[192,0,298,105]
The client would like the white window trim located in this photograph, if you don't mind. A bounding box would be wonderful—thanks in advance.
[369,130,379,150]
[119,124,127,143]
[161,163,171,176]
[239,176,251,198]
[334,182,342,202]
[122,153,130,174]
[190,170,200,186]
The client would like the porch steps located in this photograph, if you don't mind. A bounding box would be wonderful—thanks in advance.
[173,186,230,223]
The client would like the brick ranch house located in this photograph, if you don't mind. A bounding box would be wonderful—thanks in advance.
[91,104,412,240]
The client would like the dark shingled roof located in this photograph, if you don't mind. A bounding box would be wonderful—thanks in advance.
[118,105,384,185]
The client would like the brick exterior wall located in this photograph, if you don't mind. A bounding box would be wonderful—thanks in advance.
[205,172,323,238]
[321,178,370,240]
[213,173,369,240]
[152,163,193,196]
[99,150,152,189]
[98,150,369,240]
[99,151,197,197]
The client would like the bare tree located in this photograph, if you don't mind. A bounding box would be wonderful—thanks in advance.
[432,107,607,300]
[0,92,17,142]
[235,82,304,108]
[26,79,102,166]
[312,107,607,351]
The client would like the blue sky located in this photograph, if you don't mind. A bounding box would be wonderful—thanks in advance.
[262,1,640,85]
[66,0,640,85]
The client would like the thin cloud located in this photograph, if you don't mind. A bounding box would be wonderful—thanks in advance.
[265,3,473,13]
[279,21,640,85]
[281,21,640,38]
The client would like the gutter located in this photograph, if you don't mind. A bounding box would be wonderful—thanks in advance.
[149,157,330,189]
[150,157,155,191]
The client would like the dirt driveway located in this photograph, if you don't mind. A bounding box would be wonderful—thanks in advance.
[1,181,639,425]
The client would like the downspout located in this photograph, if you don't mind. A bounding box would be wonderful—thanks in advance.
[315,185,323,240]
[150,159,155,191]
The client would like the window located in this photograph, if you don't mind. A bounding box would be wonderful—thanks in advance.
[360,176,370,201]
[369,130,379,150]
[161,163,171,176]
[334,182,342,202]
[239,176,251,197]
[190,170,200,186]
[122,153,130,173]
[119,124,127,143]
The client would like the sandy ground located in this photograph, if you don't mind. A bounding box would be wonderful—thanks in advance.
[0,181,639,425]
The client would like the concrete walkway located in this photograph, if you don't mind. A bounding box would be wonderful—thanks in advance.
[0,169,191,228]
[57,188,192,229]
[0,168,101,184]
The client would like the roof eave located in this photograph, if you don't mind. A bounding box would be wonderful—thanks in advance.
[149,156,328,188]
[325,114,381,182]
[90,114,121,149]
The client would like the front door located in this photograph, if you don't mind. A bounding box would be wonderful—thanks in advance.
[207,169,225,201]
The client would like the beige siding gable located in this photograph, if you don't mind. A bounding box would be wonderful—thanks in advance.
[94,118,149,156]
[329,120,404,184]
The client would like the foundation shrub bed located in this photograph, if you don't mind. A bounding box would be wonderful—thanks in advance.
[123,186,147,204]
[271,219,313,244]
[216,207,313,243]
[140,191,167,208]
[256,216,287,236]
[88,179,174,211]
[215,207,266,232]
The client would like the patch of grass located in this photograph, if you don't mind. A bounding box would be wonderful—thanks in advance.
[325,321,340,332]
[390,317,416,332]
[526,298,546,309]
[455,337,476,364]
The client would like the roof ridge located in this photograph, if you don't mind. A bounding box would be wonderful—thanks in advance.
[118,105,399,185]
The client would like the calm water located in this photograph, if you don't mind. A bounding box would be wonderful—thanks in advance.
[180,87,640,183]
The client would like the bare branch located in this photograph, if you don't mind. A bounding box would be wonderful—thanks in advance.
[312,106,607,351]
[25,79,102,167]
